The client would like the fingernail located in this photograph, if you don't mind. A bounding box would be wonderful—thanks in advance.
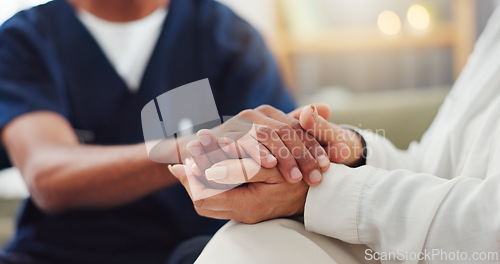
[318,155,330,168]
[217,138,230,153]
[169,164,184,179]
[311,105,319,122]
[191,163,201,176]
[290,167,302,181]
[266,154,277,164]
[199,135,211,146]
[188,145,203,156]
[206,166,227,181]
[309,170,322,183]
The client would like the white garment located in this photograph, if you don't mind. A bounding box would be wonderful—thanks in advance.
[77,8,167,92]
[197,219,378,264]
[197,5,500,264]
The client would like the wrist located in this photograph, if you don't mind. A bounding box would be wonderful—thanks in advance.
[342,128,367,167]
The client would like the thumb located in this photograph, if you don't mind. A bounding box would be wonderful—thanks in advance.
[288,103,331,120]
[299,105,340,146]
[299,105,362,164]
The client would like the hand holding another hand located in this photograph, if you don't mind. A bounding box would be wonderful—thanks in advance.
[186,104,331,186]
[169,158,308,224]
[169,103,366,224]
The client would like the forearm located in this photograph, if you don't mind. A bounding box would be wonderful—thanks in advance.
[23,142,180,213]
[305,165,500,262]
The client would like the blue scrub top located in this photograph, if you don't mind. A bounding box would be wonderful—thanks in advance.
[0,0,295,263]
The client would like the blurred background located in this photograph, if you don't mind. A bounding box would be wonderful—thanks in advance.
[1,0,499,248]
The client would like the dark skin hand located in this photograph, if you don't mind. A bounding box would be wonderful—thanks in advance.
[171,104,364,224]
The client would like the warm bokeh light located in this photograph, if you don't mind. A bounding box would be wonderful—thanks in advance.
[407,4,431,30]
[377,10,401,35]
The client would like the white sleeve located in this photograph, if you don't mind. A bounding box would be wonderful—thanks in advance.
[304,164,500,263]
[355,128,422,171]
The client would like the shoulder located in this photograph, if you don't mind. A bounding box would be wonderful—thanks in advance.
[0,1,63,63]
[191,0,259,39]
[0,1,58,34]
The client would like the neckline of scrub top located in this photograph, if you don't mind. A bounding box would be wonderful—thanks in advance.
[76,7,169,93]
[54,0,184,96]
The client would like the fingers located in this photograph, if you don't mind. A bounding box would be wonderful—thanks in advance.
[187,129,230,176]
[299,104,339,146]
[288,103,331,120]
[294,128,331,172]
[325,142,351,163]
[239,108,323,183]
[196,129,228,165]
[206,158,283,185]
[248,124,303,183]
[217,137,242,159]
[272,124,323,186]
[253,107,326,185]
[169,162,232,201]
[189,127,278,176]
[186,140,213,175]
[299,105,366,166]
[236,133,277,168]
[256,105,329,173]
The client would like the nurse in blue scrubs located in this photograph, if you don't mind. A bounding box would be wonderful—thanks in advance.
[0,0,294,263]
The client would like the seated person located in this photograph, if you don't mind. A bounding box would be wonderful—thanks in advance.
[0,0,312,263]
[169,5,500,264]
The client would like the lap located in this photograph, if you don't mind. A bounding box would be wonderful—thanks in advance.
[195,218,379,264]
[0,252,47,264]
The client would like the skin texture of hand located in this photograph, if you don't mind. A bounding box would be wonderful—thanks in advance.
[297,105,365,167]
[187,105,331,186]
[169,158,308,224]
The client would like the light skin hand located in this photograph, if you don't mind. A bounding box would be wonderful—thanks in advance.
[169,158,308,224]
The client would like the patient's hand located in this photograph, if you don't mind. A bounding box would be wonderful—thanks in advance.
[186,105,331,186]
[294,105,365,167]
[169,158,308,224]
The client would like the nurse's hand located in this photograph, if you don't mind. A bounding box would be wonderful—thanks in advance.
[169,158,308,224]
[187,105,331,186]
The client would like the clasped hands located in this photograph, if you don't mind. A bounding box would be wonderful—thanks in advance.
[169,104,364,224]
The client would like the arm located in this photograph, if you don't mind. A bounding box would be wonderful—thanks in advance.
[172,141,500,262]
[305,165,500,262]
[1,111,180,214]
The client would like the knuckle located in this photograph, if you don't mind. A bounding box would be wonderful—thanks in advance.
[276,124,292,134]
[240,214,259,224]
[239,109,253,118]
[196,209,210,218]
[256,104,272,112]
[303,131,315,141]
[294,153,311,164]
[193,199,205,209]
[255,126,273,140]
[289,120,302,131]
[292,147,313,162]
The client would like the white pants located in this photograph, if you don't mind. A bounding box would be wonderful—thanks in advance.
[195,219,380,264]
